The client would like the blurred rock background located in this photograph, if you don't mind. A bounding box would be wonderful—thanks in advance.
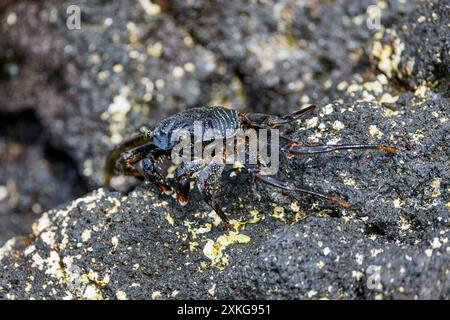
[0,0,448,299]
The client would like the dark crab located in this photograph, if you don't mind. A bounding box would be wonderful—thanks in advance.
[104,105,396,228]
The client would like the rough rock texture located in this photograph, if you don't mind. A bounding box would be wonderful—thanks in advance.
[0,0,244,241]
[0,0,449,299]
[1,94,448,299]
[0,109,87,245]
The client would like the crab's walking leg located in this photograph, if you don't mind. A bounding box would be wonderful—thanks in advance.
[197,155,231,228]
[173,159,205,205]
[142,150,173,194]
[254,173,352,209]
[241,104,317,127]
[108,144,154,186]
[281,137,396,155]
[104,129,152,186]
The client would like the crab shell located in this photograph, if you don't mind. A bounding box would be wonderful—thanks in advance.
[151,106,241,150]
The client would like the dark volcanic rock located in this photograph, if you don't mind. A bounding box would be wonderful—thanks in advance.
[0,109,87,245]
[0,0,244,243]
[0,0,245,188]
[0,0,449,300]
[0,93,448,299]
[219,218,449,299]
[370,0,449,91]
[163,0,421,111]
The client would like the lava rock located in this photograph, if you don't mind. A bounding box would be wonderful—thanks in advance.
[0,0,448,300]
[0,0,245,187]
[0,91,448,299]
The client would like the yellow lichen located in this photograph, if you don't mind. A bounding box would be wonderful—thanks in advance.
[272,206,285,222]
[202,231,251,269]
[165,212,175,226]
[371,34,405,78]
[430,178,441,198]
[369,125,383,139]
[116,290,127,300]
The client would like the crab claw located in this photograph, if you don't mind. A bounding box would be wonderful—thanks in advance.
[175,177,190,206]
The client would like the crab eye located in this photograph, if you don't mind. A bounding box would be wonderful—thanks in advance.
[139,126,152,138]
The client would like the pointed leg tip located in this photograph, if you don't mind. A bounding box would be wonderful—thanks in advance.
[178,200,189,206]
[330,197,352,209]
[381,145,397,154]
[177,195,189,206]
[104,174,111,187]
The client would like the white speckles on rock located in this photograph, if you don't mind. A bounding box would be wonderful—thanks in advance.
[393,198,403,208]
[172,66,185,78]
[103,92,132,144]
[116,290,128,300]
[332,120,345,131]
[307,290,317,298]
[24,245,36,256]
[83,284,103,300]
[138,0,161,16]
[343,177,357,187]
[6,12,17,26]
[431,238,442,249]
[165,212,175,226]
[32,213,52,236]
[0,185,8,201]
[305,117,319,129]
[369,125,383,139]
[41,230,56,246]
[355,253,364,265]
[430,178,441,198]
[208,283,216,296]
[351,270,364,281]
[321,104,334,116]
[81,229,92,242]
[111,236,119,250]
[31,253,45,270]
[370,248,384,257]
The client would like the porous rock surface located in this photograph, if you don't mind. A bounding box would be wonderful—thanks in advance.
[0,0,448,299]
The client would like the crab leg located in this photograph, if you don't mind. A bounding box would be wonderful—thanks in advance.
[142,150,173,194]
[241,105,317,127]
[281,136,396,155]
[106,144,154,187]
[254,173,352,209]
[197,155,231,229]
[104,129,152,186]
[173,159,205,205]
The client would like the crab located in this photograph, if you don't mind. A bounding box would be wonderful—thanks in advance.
[104,105,396,228]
